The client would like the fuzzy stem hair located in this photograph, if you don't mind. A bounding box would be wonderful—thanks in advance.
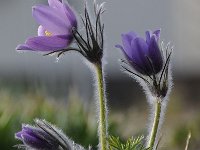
[147,97,162,150]
[95,62,108,150]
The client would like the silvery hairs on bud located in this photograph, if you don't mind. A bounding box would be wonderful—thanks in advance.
[15,119,87,150]
[117,29,173,149]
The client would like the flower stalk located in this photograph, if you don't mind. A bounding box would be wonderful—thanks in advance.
[42,1,108,148]
[148,97,162,150]
[95,62,107,150]
[66,1,108,148]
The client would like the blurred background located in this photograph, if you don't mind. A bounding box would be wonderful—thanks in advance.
[0,0,200,149]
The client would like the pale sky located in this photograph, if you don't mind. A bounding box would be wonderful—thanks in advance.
[0,0,199,78]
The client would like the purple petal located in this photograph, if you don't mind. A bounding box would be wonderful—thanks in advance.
[130,38,153,74]
[123,32,137,43]
[131,37,148,61]
[148,35,163,73]
[63,1,77,28]
[22,125,37,134]
[153,29,161,39]
[21,133,48,149]
[17,35,73,51]
[32,4,70,35]
[48,0,63,9]
[16,44,33,50]
[145,30,152,45]
[48,0,74,26]
[121,35,131,57]
[15,131,23,140]
[146,29,161,45]
[48,0,77,28]
[116,44,131,60]
[121,32,137,58]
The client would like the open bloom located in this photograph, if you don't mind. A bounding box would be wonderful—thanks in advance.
[15,124,59,149]
[116,30,163,75]
[16,0,77,51]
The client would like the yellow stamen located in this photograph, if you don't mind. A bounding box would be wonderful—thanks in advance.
[45,30,52,36]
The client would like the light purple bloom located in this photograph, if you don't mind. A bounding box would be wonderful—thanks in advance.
[116,30,163,75]
[16,0,77,51]
[15,124,59,149]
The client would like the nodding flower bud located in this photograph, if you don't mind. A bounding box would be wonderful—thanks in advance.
[15,119,86,150]
[116,29,172,98]
[15,124,59,150]
[116,30,163,76]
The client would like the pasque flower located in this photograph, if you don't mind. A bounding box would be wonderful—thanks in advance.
[43,1,105,64]
[15,124,59,149]
[116,30,163,76]
[116,29,173,98]
[15,119,86,150]
[16,0,77,51]
[16,0,108,149]
[117,29,173,150]
[43,3,108,148]
[70,2,108,149]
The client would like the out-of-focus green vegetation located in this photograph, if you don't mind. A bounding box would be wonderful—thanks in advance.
[0,89,100,150]
[171,116,200,150]
[109,93,200,150]
[0,85,200,150]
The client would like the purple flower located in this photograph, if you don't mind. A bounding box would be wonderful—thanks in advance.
[16,0,77,51]
[116,30,163,75]
[15,119,86,150]
[15,124,59,149]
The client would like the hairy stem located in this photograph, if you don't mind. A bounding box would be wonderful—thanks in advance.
[148,98,162,150]
[95,62,107,150]
[185,132,191,150]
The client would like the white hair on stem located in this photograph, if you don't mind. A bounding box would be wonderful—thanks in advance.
[84,58,108,150]
[119,40,173,150]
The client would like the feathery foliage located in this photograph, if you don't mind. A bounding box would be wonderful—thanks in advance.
[108,135,150,150]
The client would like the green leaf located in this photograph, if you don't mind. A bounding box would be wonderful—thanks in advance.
[108,135,150,150]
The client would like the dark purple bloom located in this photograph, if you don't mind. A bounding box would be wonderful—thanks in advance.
[16,0,77,51]
[15,124,59,149]
[15,119,86,150]
[116,30,163,75]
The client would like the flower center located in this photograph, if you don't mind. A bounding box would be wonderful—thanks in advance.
[45,30,52,36]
